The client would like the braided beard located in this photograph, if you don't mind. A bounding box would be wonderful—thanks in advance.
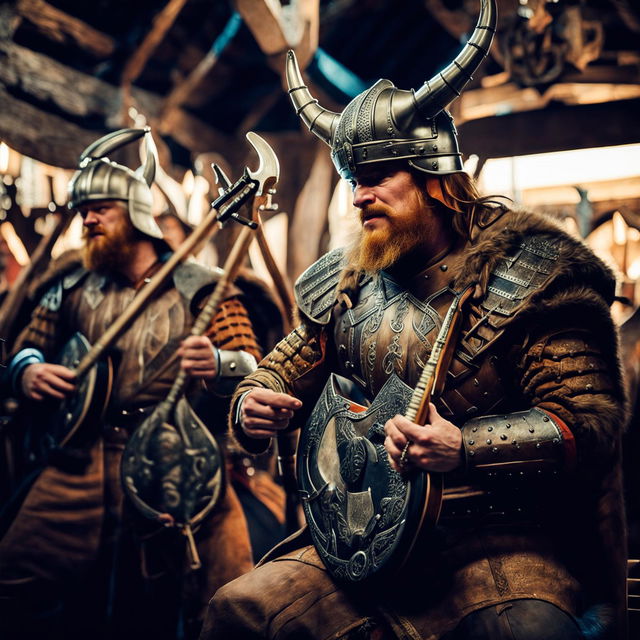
[83,214,137,273]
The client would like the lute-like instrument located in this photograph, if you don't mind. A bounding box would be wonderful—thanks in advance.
[298,285,472,583]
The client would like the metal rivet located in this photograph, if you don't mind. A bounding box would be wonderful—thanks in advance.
[487,426,493,432]
[440,264,448,271]
[529,428,535,433]
[492,447,498,453]
[486,439,492,444]
[586,383,593,391]
[468,440,475,445]
[468,451,475,457]
[536,443,541,449]
[542,416,549,422]
[432,144,438,152]
[432,161,438,169]
[472,427,478,432]
[229,362,237,370]
[505,423,511,428]
[500,434,507,441]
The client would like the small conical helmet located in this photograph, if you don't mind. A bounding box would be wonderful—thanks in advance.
[67,127,163,239]
[286,0,497,181]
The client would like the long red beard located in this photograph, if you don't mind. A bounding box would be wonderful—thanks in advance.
[83,216,137,272]
[350,201,432,272]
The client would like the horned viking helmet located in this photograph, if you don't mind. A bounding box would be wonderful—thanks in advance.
[286,0,497,182]
[67,127,163,240]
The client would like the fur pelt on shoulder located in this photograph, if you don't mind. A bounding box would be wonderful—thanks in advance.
[455,206,626,425]
[451,207,616,304]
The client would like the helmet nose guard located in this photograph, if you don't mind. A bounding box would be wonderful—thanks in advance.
[286,0,497,182]
[68,127,163,240]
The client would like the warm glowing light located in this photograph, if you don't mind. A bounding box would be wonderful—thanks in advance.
[1,221,30,265]
[628,257,640,281]
[479,144,640,197]
[612,211,627,246]
[186,175,209,225]
[182,170,195,197]
[0,142,8,174]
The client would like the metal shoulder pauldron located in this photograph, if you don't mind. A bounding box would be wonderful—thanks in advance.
[294,248,346,325]
[482,233,562,319]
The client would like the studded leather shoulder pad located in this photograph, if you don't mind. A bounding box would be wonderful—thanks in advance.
[459,233,563,361]
[482,234,561,318]
[294,248,346,324]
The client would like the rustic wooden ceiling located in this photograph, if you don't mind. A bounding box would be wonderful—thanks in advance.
[0,0,639,282]
[2,0,639,171]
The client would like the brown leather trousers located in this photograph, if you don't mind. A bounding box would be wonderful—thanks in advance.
[0,434,253,639]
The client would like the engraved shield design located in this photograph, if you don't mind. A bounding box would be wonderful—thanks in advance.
[298,373,431,583]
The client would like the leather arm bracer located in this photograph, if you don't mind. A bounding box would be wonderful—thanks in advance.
[229,321,327,454]
[461,407,576,479]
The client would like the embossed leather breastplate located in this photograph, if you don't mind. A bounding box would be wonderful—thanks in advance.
[332,256,457,401]
[65,273,193,407]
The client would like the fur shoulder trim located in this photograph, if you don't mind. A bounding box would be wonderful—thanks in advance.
[452,208,616,309]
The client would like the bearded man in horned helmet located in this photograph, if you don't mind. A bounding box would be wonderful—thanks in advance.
[0,128,281,640]
[202,1,627,639]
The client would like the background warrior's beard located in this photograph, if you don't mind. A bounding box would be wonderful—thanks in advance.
[351,201,432,272]
[83,216,137,272]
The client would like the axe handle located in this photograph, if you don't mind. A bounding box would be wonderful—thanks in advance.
[75,203,225,379]
[166,224,256,404]
[255,222,294,333]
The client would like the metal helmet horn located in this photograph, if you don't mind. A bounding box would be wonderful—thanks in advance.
[67,127,163,239]
[286,0,497,181]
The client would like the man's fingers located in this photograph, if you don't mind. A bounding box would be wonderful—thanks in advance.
[384,417,410,449]
[47,365,77,381]
[180,348,213,361]
[243,416,290,431]
[244,401,295,421]
[182,360,215,372]
[384,434,403,459]
[244,427,279,439]
[39,381,68,400]
[245,388,302,411]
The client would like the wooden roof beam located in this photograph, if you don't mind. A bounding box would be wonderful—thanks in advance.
[121,0,190,86]
[0,40,238,168]
[234,0,319,73]
[16,0,115,59]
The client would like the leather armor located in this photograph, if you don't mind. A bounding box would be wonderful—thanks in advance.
[233,228,618,521]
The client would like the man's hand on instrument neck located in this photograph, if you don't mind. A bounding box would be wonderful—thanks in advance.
[21,363,76,401]
[240,387,302,440]
[384,402,463,473]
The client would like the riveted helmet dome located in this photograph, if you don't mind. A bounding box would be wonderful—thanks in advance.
[286,0,497,182]
[67,127,163,240]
